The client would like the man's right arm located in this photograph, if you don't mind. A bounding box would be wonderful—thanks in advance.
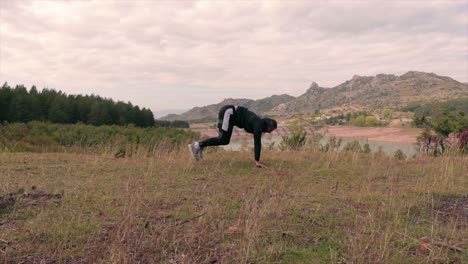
[253,133,262,162]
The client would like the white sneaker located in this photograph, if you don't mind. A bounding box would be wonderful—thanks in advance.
[188,142,201,161]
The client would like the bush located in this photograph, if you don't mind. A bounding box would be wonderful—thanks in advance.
[412,113,430,128]
[308,133,324,149]
[415,109,467,156]
[350,116,366,126]
[432,111,468,136]
[365,116,379,126]
[362,143,371,153]
[280,128,307,151]
[382,108,394,120]
[350,115,386,127]
[394,149,407,160]
[320,136,342,152]
[343,140,363,152]
[280,118,307,151]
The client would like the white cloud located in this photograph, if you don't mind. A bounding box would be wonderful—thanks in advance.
[0,0,467,112]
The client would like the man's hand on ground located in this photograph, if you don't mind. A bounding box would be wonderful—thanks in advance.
[255,161,267,168]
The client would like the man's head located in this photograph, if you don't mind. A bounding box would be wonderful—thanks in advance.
[263,118,277,133]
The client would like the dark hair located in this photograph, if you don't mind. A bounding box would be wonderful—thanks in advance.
[264,118,277,131]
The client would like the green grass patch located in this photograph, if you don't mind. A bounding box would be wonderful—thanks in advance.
[0,150,466,263]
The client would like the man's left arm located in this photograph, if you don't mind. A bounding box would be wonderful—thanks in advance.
[254,133,261,162]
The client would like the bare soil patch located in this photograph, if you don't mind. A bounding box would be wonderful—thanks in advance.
[324,125,422,143]
[0,196,16,215]
[0,187,62,223]
[434,194,468,225]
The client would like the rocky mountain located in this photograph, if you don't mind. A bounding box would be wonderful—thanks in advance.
[281,71,468,114]
[161,71,468,122]
[161,94,294,122]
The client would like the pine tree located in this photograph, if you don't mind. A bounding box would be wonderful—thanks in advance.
[8,85,32,122]
[0,83,13,122]
[48,96,70,123]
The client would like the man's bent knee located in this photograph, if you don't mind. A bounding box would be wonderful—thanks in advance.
[220,139,230,145]
[219,137,230,145]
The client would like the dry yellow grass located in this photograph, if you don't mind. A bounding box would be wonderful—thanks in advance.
[0,149,467,263]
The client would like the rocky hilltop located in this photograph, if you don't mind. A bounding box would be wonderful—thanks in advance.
[161,71,468,121]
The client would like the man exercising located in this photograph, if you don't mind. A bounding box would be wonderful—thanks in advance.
[189,105,277,168]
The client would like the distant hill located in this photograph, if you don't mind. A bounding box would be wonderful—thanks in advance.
[161,94,294,122]
[153,108,188,118]
[281,71,468,114]
[161,71,468,122]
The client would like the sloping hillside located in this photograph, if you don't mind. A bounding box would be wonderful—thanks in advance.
[281,71,468,114]
[162,71,468,122]
[162,94,294,122]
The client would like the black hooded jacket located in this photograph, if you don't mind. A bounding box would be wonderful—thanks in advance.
[233,106,266,161]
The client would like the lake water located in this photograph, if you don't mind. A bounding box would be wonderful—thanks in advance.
[222,135,418,157]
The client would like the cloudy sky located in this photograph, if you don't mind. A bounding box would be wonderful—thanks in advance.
[1,0,467,115]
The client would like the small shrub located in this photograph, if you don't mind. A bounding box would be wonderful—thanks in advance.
[343,140,362,152]
[362,143,371,153]
[350,115,386,127]
[280,118,307,151]
[364,116,379,126]
[308,132,323,149]
[350,115,367,126]
[394,149,407,160]
[280,130,307,150]
[320,136,342,152]
[382,108,394,120]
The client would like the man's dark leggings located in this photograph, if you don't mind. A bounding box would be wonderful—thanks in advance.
[199,105,235,148]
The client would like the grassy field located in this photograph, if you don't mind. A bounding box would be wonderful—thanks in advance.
[0,148,466,263]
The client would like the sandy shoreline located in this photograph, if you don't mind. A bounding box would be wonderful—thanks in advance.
[323,126,422,143]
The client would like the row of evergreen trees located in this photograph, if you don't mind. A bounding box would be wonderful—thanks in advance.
[0,83,156,127]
